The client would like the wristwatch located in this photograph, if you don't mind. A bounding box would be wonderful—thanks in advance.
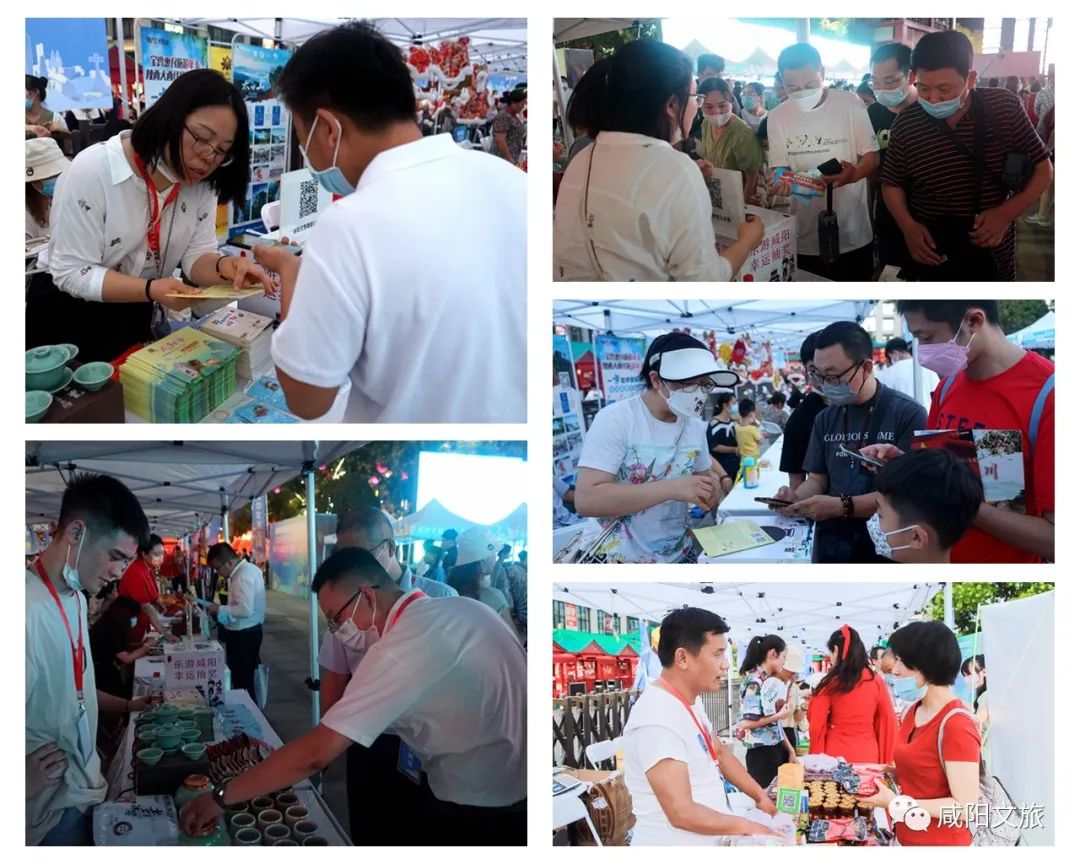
[212,780,229,809]
[215,255,229,280]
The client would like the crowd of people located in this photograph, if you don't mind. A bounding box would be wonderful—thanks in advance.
[554,31,1053,281]
[26,21,526,424]
[623,608,990,845]
[417,85,528,166]
[26,471,528,845]
[563,300,1053,564]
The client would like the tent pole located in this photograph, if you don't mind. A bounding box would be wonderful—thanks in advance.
[116,18,129,114]
[552,43,571,148]
[304,448,320,730]
[726,649,734,736]
[943,582,956,632]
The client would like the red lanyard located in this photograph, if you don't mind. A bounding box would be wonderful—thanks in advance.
[658,678,719,766]
[385,590,424,634]
[34,558,85,702]
[132,152,181,257]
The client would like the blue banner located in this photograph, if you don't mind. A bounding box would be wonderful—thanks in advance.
[596,334,647,403]
[139,27,209,107]
[25,18,112,111]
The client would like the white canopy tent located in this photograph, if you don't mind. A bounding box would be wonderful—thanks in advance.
[553,581,944,653]
[26,440,365,729]
[173,18,527,73]
[398,499,481,540]
[554,19,644,42]
[1007,310,1055,350]
[554,299,876,353]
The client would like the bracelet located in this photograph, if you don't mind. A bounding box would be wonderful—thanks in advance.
[215,255,228,280]
[145,278,154,301]
[841,494,854,519]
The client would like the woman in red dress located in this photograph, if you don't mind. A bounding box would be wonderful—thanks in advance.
[808,624,896,764]
[859,621,981,846]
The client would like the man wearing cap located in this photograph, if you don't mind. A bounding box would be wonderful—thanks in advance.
[575,333,737,563]
[316,507,455,843]
[179,547,527,845]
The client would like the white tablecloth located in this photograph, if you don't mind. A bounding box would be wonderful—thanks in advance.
[103,689,349,845]
[718,434,787,516]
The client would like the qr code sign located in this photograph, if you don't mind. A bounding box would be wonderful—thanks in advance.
[298,180,319,219]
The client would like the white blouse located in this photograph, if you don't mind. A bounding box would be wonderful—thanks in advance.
[47,132,219,301]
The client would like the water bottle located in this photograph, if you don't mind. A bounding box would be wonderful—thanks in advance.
[151,671,164,706]
[743,456,760,489]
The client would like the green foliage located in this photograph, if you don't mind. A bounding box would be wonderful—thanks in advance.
[925,582,1054,634]
[999,300,1051,335]
[556,19,664,58]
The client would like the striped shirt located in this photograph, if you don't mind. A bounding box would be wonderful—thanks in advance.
[881,87,1049,281]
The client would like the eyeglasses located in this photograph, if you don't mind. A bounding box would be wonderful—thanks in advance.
[184,125,234,166]
[670,380,713,395]
[818,361,863,386]
[326,590,362,634]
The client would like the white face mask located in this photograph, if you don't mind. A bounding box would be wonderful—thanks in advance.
[659,381,708,420]
[63,528,87,592]
[706,111,733,128]
[372,539,402,582]
[334,590,380,656]
[790,86,824,112]
[155,158,179,185]
[867,513,918,560]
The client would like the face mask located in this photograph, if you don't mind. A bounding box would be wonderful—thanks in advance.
[62,528,87,592]
[867,513,917,560]
[334,590,380,655]
[790,87,824,112]
[706,112,733,128]
[372,540,402,582]
[660,381,707,419]
[155,159,179,185]
[26,98,34,111]
[917,323,975,377]
[893,675,927,702]
[302,115,356,196]
[919,91,965,120]
[40,178,57,198]
[874,86,908,107]
[744,94,761,109]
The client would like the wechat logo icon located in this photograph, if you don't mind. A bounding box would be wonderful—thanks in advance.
[889,794,931,831]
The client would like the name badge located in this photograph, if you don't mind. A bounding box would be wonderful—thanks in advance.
[397,742,423,785]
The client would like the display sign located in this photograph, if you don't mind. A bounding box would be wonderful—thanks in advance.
[596,334,647,403]
[279,169,334,239]
[251,494,268,563]
[553,385,584,486]
[139,27,208,107]
[164,640,225,693]
[25,18,113,111]
[210,44,232,81]
[231,43,292,234]
[715,205,796,282]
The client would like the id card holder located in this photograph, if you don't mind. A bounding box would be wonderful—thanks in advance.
[396,741,423,785]
[75,699,94,766]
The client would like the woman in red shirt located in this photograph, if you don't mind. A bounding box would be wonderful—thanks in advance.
[117,533,166,644]
[860,621,981,846]
[808,624,896,764]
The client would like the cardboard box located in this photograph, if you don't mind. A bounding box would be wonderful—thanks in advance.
[164,640,226,694]
[42,377,125,423]
[715,205,797,282]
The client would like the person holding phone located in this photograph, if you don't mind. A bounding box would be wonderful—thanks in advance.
[573,333,737,563]
[767,43,879,280]
[770,322,926,563]
[32,70,274,361]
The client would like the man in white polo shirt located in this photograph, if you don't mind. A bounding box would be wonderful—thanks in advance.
[624,607,782,845]
[203,542,266,702]
[179,547,526,844]
[253,22,525,423]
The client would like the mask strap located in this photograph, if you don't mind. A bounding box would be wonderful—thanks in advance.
[68,524,86,572]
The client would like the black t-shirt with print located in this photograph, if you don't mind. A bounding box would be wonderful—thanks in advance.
[707,416,741,476]
[779,391,827,475]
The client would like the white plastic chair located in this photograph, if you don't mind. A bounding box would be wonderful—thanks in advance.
[552,789,603,845]
[585,736,623,769]
[260,200,281,232]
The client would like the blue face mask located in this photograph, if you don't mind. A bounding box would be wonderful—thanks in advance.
[40,178,57,198]
[893,674,927,702]
[301,114,355,197]
[919,91,966,120]
[26,98,34,111]
[874,86,908,107]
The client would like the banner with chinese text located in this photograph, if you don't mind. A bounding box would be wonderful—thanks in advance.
[139,27,209,107]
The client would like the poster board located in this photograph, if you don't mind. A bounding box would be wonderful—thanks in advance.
[164,640,225,693]
[231,43,292,235]
[596,334,647,403]
[553,386,584,487]
[139,27,209,107]
[25,18,113,111]
[715,205,796,282]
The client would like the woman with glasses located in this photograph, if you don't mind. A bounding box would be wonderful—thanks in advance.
[30,69,274,361]
[554,39,764,281]
[573,333,739,563]
[692,78,764,205]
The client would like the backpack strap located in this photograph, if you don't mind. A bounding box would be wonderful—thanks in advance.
[1028,372,1054,452]
[937,375,957,409]
[935,706,985,780]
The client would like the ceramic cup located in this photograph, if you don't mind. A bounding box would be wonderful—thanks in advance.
[284,805,309,827]
[230,812,256,837]
[262,823,290,845]
[292,820,318,842]
[234,827,262,846]
[302,836,328,846]
[275,839,299,846]
[275,792,300,810]
[251,796,275,814]
[224,801,249,816]
[257,809,283,829]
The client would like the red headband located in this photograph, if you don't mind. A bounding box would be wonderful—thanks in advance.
[841,624,851,660]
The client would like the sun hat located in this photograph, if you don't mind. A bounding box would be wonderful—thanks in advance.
[645,332,739,387]
[26,137,69,183]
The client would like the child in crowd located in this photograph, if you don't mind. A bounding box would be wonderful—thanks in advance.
[870,448,983,563]
[735,397,762,460]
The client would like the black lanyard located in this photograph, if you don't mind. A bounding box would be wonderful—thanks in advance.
[842,380,882,467]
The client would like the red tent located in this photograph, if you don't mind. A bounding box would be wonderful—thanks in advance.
[574,350,601,393]
[109,45,140,103]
